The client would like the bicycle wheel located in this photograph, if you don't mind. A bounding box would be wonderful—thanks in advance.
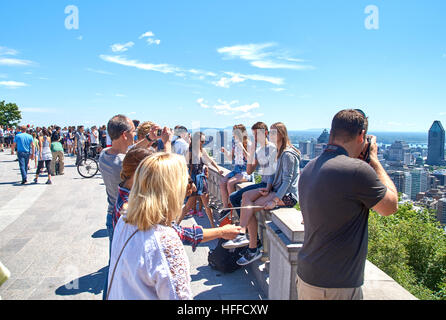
[77,158,99,178]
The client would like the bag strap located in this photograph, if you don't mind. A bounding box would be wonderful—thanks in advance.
[106,229,139,300]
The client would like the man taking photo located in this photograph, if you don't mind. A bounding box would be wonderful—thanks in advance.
[297,109,398,300]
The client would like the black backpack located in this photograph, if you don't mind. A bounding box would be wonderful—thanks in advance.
[208,239,245,273]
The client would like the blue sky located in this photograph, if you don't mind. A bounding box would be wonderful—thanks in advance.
[0,0,445,132]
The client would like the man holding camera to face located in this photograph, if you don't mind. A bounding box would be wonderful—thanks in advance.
[296,109,398,300]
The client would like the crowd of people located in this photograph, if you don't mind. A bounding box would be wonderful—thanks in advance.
[3,124,111,185]
[3,108,399,301]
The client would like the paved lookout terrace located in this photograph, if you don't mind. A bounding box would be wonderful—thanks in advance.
[0,149,416,300]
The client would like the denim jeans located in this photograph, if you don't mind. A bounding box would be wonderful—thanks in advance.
[103,213,114,300]
[17,152,30,182]
[229,182,267,216]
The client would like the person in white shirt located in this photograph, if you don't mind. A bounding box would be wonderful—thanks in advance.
[107,152,192,300]
[219,124,252,212]
[172,125,190,157]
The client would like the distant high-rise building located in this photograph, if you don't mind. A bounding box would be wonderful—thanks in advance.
[317,129,329,144]
[437,198,446,225]
[390,171,411,197]
[433,171,446,186]
[410,168,428,200]
[427,121,445,166]
[299,141,311,156]
[388,141,410,163]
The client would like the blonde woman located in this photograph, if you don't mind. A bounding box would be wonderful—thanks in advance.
[107,152,192,300]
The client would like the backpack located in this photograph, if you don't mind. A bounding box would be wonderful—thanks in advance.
[208,238,245,273]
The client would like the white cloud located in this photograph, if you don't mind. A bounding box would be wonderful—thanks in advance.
[217,43,275,61]
[217,42,314,71]
[139,31,155,39]
[212,72,283,88]
[0,57,33,66]
[250,60,314,70]
[139,31,160,45]
[111,41,135,53]
[0,81,28,88]
[226,72,283,86]
[0,46,19,56]
[100,55,181,74]
[212,74,246,88]
[115,93,126,97]
[271,87,286,92]
[86,68,114,75]
[77,35,83,41]
[146,38,161,45]
[197,98,260,117]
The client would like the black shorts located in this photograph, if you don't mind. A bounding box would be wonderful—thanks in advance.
[0,137,4,144]
[37,160,52,173]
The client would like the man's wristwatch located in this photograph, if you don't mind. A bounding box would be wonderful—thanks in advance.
[273,198,280,205]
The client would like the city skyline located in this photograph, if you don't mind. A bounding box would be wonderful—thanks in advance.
[1,1,446,131]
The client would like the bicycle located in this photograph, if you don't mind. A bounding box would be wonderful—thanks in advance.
[77,145,100,178]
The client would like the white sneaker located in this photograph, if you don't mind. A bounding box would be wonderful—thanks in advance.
[222,234,249,249]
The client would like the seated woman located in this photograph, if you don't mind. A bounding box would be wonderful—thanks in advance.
[113,147,241,252]
[219,124,252,216]
[222,122,301,266]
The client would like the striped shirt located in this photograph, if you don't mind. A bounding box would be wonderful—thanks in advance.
[113,184,204,251]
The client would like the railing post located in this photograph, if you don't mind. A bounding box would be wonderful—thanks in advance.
[265,208,304,300]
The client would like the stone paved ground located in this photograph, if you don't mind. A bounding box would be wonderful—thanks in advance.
[0,149,265,300]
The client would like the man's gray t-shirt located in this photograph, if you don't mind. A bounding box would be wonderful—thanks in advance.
[98,148,126,216]
[297,145,387,288]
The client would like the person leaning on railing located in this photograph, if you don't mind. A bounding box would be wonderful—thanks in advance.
[222,122,301,266]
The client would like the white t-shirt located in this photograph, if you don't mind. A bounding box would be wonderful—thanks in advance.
[107,219,192,300]
[90,129,99,144]
[255,142,277,183]
[173,138,189,157]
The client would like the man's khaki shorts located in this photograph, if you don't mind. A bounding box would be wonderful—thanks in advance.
[296,275,363,300]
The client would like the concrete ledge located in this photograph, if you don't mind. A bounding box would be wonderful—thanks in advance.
[270,208,304,243]
[363,261,418,300]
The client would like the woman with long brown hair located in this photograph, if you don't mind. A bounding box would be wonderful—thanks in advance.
[222,122,301,266]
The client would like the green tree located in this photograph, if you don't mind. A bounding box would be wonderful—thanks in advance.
[0,101,22,127]
[368,203,446,300]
